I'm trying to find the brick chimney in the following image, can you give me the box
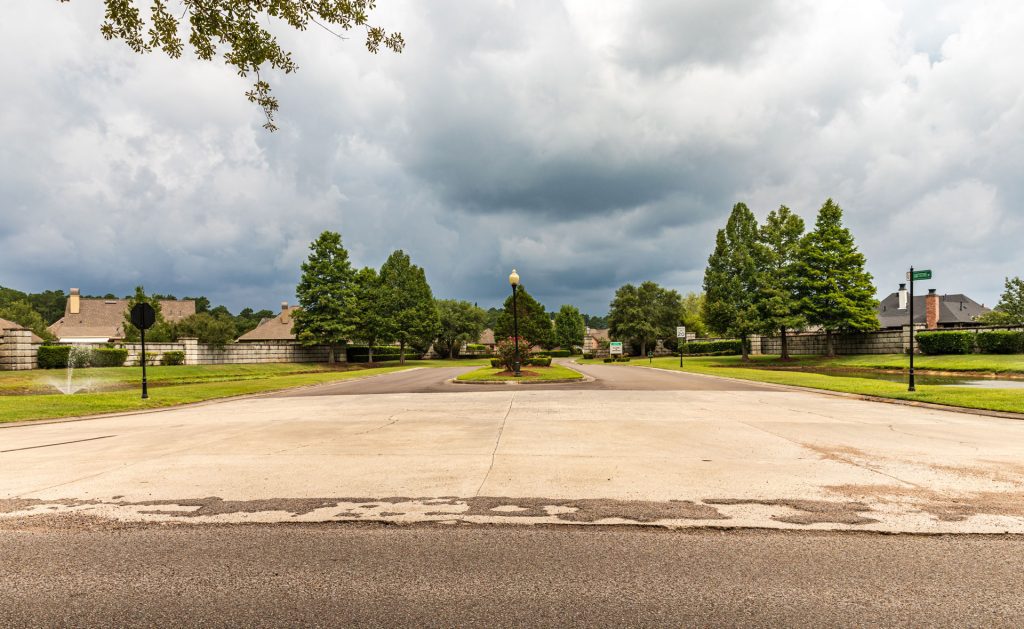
[69,288,80,315]
[925,289,939,329]
[280,301,290,324]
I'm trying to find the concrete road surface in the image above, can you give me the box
[1,523,1022,627]
[3,363,1024,532]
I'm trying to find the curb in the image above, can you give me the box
[449,363,591,386]
[0,367,424,430]
[636,365,1024,421]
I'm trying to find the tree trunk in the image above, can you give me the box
[825,330,835,358]
[741,333,749,361]
[448,342,455,360]
[780,327,790,361]
[368,345,374,364]
[400,340,406,365]
[328,346,335,364]
[640,341,647,357]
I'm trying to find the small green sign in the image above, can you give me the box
[911,269,932,281]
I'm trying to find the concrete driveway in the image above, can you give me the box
[2,363,1023,533]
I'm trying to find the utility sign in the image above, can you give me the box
[609,342,623,355]
[907,269,932,281]
[676,326,686,338]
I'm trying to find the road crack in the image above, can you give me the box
[475,393,516,497]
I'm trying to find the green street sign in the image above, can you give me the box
[910,269,932,281]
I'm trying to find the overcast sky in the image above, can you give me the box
[2,1,1021,314]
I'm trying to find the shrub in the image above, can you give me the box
[615,356,631,362]
[529,357,552,367]
[976,331,1024,354]
[916,331,975,355]
[490,358,503,368]
[465,343,487,353]
[161,351,186,366]
[345,346,404,363]
[603,357,616,363]
[38,345,71,369]
[90,348,128,367]
[680,340,742,355]
[545,349,572,358]
[582,353,594,360]
[137,351,157,366]
[495,337,528,372]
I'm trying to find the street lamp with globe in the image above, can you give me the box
[509,269,521,377]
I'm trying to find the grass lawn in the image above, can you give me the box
[0,359,489,424]
[456,364,584,382]
[584,356,1024,415]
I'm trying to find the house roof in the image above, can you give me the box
[48,298,196,340]
[585,328,610,341]
[237,307,300,341]
[478,329,496,345]
[877,292,990,328]
[0,317,44,343]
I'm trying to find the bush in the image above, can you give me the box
[582,353,594,360]
[495,337,528,372]
[916,331,976,355]
[615,356,631,362]
[90,348,128,367]
[137,351,157,366]
[346,346,404,363]
[161,351,186,366]
[976,331,1024,354]
[490,358,503,368]
[680,340,742,355]
[603,357,616,363]
[529,357,552,367]
[465,343,487,353]
[38,345,71,369]
[545,349,572,358]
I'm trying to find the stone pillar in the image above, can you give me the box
[180,337,199,365]
[1,328,36,371]
[925,289,940,330]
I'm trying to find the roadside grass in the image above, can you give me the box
[613,356,1024,415]
[0,359,489,423]
[456,364,584,382]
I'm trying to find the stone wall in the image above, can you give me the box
[0,328,38,370]
[758,328,908,355]
[59,339,338,366]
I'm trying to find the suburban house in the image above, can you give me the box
[877,285,990,330]
[583,328,610,353]
[475,328,496,351]
[0,317,44,344]
[47,288,196,343]
[237,302,299,342]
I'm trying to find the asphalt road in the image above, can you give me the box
[273,360,772,396]
[1,522,1022,627]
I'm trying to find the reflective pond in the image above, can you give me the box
[763,367,1024,389]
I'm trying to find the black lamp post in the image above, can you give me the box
[509,269,521,377]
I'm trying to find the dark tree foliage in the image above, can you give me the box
[293,230,357,362]
[494,286,552,348]
[608,281,681,356]
[434,299,486,359]
[756,205,806,360]
[702,202,760,360]
[67,0,404,130]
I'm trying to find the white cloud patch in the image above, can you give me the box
[1,0,1023,313]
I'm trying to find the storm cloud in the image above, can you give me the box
[1,0,1021,313]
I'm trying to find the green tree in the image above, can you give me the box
[379,250,441,364]
[582,313,609,329]
[27,290,68,325]
[756,205,806,359]
[293,231,357,363]
[172,312,237,349]
[122,286,175,342]
[702,202,761,360]
[494,286,552,348]
[184,296,212,314]
[349,267,390,362]
[794,199,878,357]
[978,277,1024,325]
[608,281,681,356]
[434,299,486,359]
[77,0,404,130]
[679,292,707,339]
[554,305,585,352]
[0,299,54,341]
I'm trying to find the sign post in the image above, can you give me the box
[905,268,932,392]
[609,341,623,358]
[676,326,686,368]
[130,302,156,399]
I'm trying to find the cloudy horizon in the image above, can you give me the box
[2,0,1021,315]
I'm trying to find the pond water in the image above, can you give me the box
[766,367,1024,389]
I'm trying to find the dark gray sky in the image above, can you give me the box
[2,1,1021,314]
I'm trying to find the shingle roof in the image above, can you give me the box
[48,298,196,340]
[585,328,610,341]
[877,292,990,328]
[478,329,496,345]
[0,317,44,343]
[237,307,299,341]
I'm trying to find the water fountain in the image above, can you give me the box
[45,346,95,394]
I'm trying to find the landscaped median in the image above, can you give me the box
[455,363,584,383]
[578,354,1024,415]
[0,359,490,424]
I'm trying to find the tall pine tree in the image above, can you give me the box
[756,205,806,360]
[494,286,551,348]
[794,199,878,357]
[350,267,390,363]
[293,231,356,363]
[553,304,585,351]
[702,203,761,360]
[379,250,441,364]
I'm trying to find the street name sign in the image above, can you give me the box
[676,326,686,338]
[907,269,932,281]
[609,342,623,355]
